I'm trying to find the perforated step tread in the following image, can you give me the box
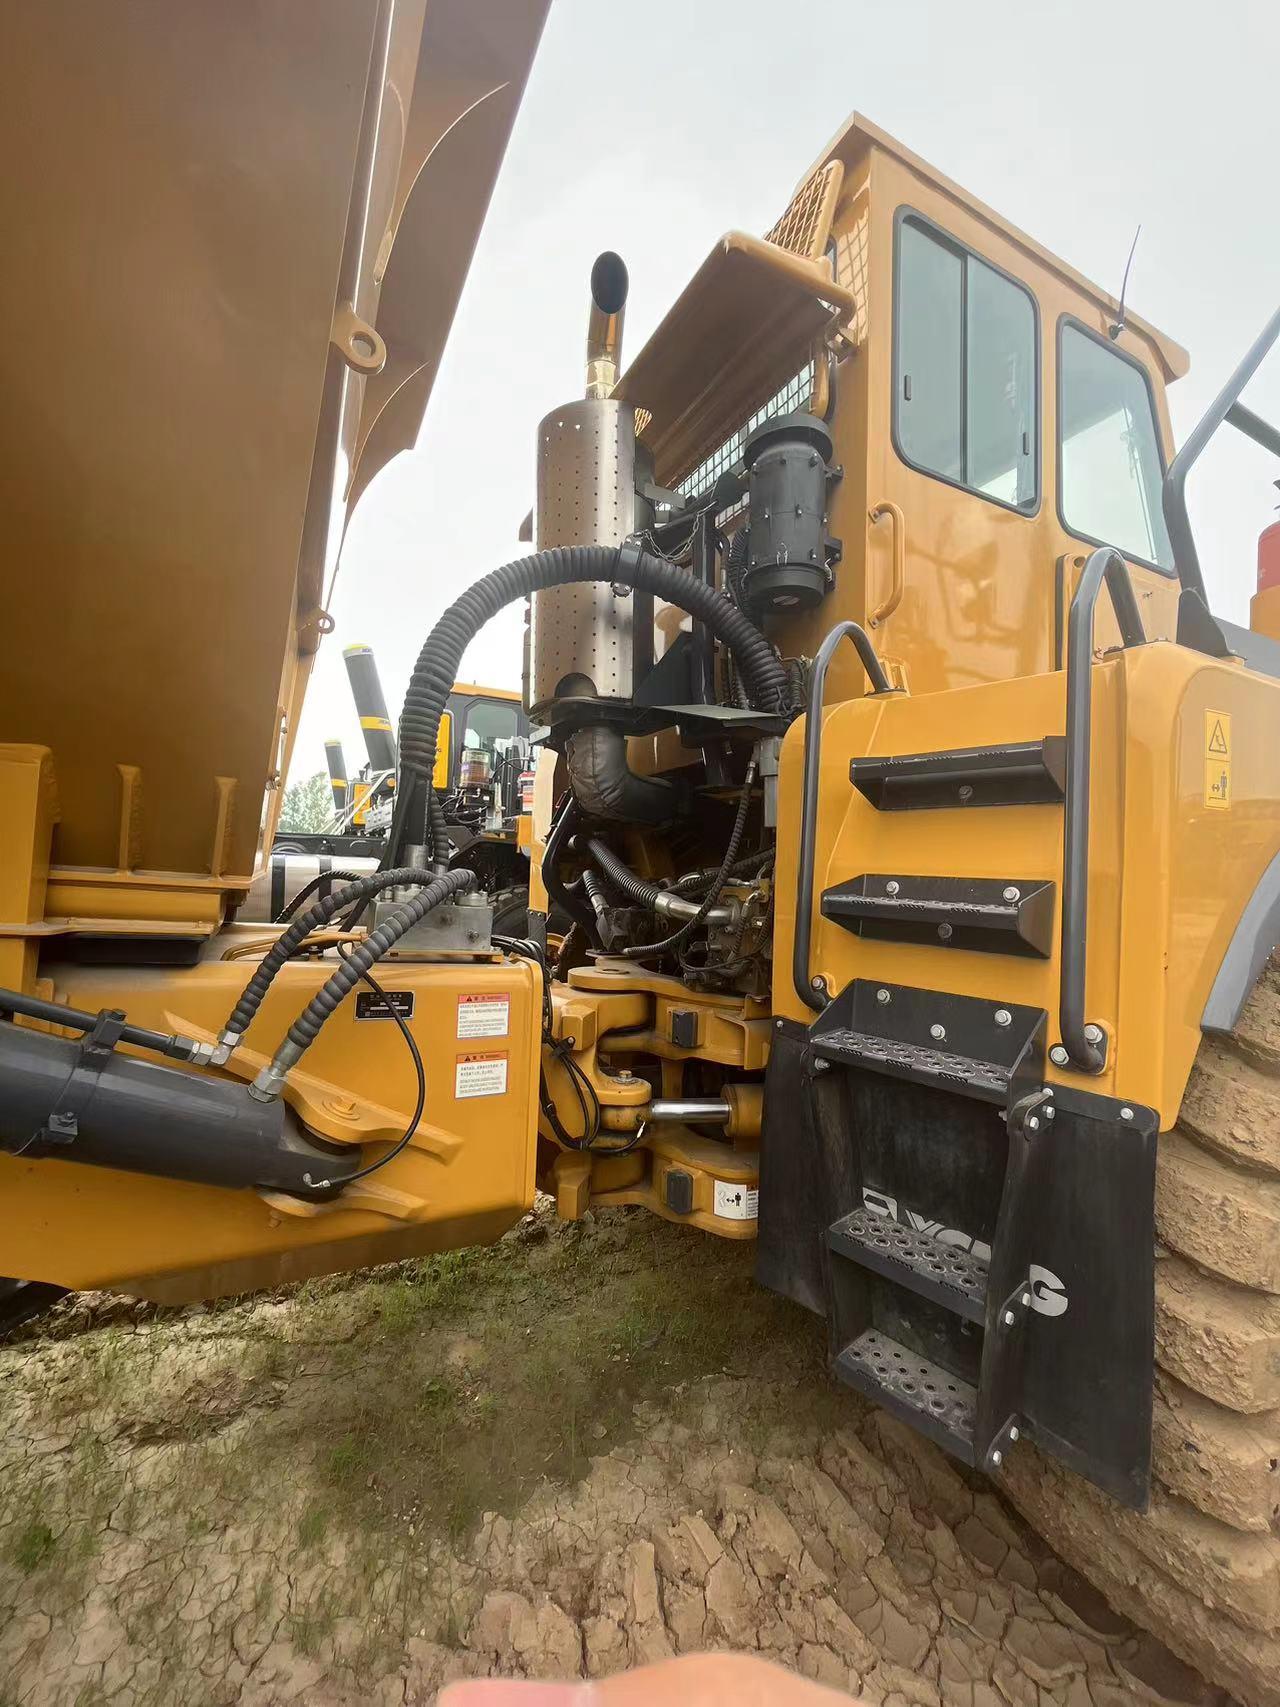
[812,1026,1010,1101]
[833,1328,977,1461]
[828,1208,989,1322]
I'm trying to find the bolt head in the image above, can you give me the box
[776,1019,785,1030]
[1120,1106,1134,1121]
[958,784,974,801]
[1044,1104,1056,1120]
[1027,1116,1040,1131]
[1009,1425,1020,1442]
[930,1023,946,1042]
[811,976,827,995]
[937,923,953,941]
[1003,1309,1016,1326]
[1021,1291,1031,1307]
[885,880,900,896]
[1084,1023,1104,1046]
[991,1450,1003,1467]
[994,1009,1012,1027]
[876,988,891,1005]
[1002,886,1021,903]
[1049,1045,1070,1068]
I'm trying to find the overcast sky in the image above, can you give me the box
[292,0,1279,785]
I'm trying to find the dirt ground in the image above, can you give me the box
[0,1208,1233,1707]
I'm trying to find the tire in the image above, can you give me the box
[489,887,531,937]
[0,1278,68,1340]
[1001,955,1280,1707]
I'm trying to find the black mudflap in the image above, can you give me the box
[756,997,1157,1509]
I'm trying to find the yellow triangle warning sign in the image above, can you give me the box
[1208,718,1229,756]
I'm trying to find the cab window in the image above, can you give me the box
[1058,321,1173,570]
[462,698,520,755]
[894,213,1038,512]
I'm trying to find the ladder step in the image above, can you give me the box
[828,1208,988,1322]
[809,981,1046,1106]
[833,1328,976,1462]
[812,1026,1011,1101]
[821,875,1054,958]
[850,738,1065,811]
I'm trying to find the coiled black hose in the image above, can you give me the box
[390,543,791,865]
[275,869,371,924]
[225,867,439,1040]
[279,869,475,1061]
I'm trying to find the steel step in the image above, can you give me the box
[833,1328,977,1461]
[828,1208,988,1323]
[850,738,1066,812]
[821,875,1055,958]
[812,1026,1012,1101]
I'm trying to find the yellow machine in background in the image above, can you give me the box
[4,9,1280,1698]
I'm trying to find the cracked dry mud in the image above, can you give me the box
[0,1211,1240,1707]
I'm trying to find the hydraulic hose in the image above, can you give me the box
[391,543,792,865]
[224,866,441,1050]
[251,869,475,1098]
[584,839,662,910]
[275,869,372,924]
[615,756,758,962]
[670,848,774,894]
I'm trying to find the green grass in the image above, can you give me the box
[13,1520,56,1573]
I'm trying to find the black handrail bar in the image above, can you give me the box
[1163,305,1280,600]
[1059,548,1147,1071]
[794,623,898,1012]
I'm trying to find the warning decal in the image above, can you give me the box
[455,1051,508,1099]
[457,992,510,1039]
[713,1179,759,1222]
[1204,709,1232,811]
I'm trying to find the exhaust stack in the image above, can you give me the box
[323,739,348,813]
[585,251,628,399]
[342,644,397,775]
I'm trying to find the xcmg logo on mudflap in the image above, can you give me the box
[861,1187,1069,1317]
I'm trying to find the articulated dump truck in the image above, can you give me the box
[3,7,1280,1698]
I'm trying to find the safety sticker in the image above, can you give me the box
[713,1179,759,1221]
[455,1051,508,1099]
[1204,709,1232,811]
[457,992,510,1039]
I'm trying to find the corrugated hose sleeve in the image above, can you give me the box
[389,544,791,867]
[282,869,475,1056]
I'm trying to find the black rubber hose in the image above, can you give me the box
[281,869,475,1058]
[275,869,372,925]
[390,544,791,865]
[615,758,757,962]
[584,839,663,909]
[226,867,439,1039]
[669,848,774,894]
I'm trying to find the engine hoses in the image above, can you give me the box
[613,756,758,962]
[249,868,475,1100]
[389,542,792,866]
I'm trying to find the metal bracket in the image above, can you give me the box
[330,302,386,376]
[982,1412,1024,1473]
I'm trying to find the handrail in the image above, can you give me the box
[1059,548,1147,1071]
[794,622,898,1011]
[868,501,905,628]
[1163,305,1280,600]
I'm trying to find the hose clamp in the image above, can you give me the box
[613,539,644,593]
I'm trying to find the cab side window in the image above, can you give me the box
[895,214,1038,512]
[1058,321,1173,570]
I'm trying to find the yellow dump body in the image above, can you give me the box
[0,0,546,916]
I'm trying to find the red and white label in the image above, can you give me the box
[455,1051,508,1099]
[457,992,510,1039]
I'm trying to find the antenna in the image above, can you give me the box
[1108,224,1142,341]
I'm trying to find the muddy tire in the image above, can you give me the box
[1002,956,1280,1706]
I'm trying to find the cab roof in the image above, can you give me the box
[806,112,1189,383]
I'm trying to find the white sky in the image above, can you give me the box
[292,0,1280,785]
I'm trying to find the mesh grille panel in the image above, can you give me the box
[765,160,844,261]
[677,363,814,505]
